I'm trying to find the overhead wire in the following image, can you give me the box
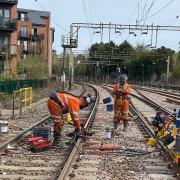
[82,0,93,47]
[147,0,176,19]
[124,0,144,41]
[144,0,177,48]
[88,0,95,44]
[150,14,180,48]
[133,0,157,45]
[34,0,68,33]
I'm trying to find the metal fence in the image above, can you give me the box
[0,79,48,94]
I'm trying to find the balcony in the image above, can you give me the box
[0,19,17,32]
[19,32,30,39]
[0,44,17,57]
[30,34,44,41]
[0,45,8,56]
[0,0,18,5]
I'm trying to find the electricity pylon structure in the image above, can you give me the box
[63,22,180,87]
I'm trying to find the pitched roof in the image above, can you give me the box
[17,8,50,26]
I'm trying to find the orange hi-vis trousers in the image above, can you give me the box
[47,93,81,134]
[113,98,129,123]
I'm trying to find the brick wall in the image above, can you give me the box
[10,4,17,72]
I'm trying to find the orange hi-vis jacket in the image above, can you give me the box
[113,83,132,122]
[48,93,81,129]
[113,83,132,100]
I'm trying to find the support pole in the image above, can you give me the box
[62,47,66,91]
[166,56,170,85]
[69,26,74,90]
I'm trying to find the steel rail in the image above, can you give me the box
[104,84,172,115]
[135,86,180,101]
[101,85,175,156]
[57,84,99,180]
[0,83,86,152]
[132,89,172,115]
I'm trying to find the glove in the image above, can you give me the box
[74,128,81,135]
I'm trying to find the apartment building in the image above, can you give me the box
[0,0,17,74]
[17,8,55,75]
[0,1,55,76]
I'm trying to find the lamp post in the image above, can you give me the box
[166,56,170,85]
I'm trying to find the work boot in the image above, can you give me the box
[67,128,80,137]
[113,122,118,130]
[123,121,129,132]
[68,128,81,145]
[53,133,61,146]
[53,129,62,146]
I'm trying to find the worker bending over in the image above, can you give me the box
[113,74,132,131]
[47,91,92,144]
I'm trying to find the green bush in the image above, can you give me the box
[17,55,48,79]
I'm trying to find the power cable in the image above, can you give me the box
[142,0,158,25]
[124,0,144,40]
[88,0,94,23]
[147,0,176,19]
[34,0,68,33]
[150,15,180,47]
[134,0,158,45]
[82,0,93,47]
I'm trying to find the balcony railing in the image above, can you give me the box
[0,19,17,31]
[0,0,18,5]
[0,44,17,56]
[19,32,30,39]
[0,45,8,55]
[31,34,44,41]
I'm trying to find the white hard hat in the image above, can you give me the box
[86,97,91,104]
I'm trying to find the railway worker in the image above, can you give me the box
[113,74,132,131]
[47,92,93,144]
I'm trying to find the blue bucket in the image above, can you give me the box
[106,104,113,112]
[33,127,51,140]
[103,97,112,104]
[175,120,180,128]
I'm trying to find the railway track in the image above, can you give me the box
[0,83,85,151]
[58,85,179,180]
[135,86,180,105]
[0,84,96,180]
[0,83,179,180]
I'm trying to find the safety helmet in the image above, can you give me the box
[83,94,93,104]
[119,74,128,82]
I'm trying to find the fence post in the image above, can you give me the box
[19,89,23,116]
[12,91,15,118]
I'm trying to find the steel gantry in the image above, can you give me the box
[63,22,180,88]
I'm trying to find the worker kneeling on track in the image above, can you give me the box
[47,91,93,145]
[113,74,132,131]
[149,109,176,146]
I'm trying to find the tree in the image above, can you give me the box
[17,55,48,79]
[118,40,134,52]
[172,52,180,78]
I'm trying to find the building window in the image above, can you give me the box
[21,26,27,36]
[18,12,21,20]
[17,40,20,46]
[0,9,10,22]
[23,41,28,51]
[0,36,8,51]
[21,13,27,21]
[32,28,37,36]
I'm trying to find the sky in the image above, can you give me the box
[18,0,180,53]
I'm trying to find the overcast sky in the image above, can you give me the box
[18,0,180,53]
